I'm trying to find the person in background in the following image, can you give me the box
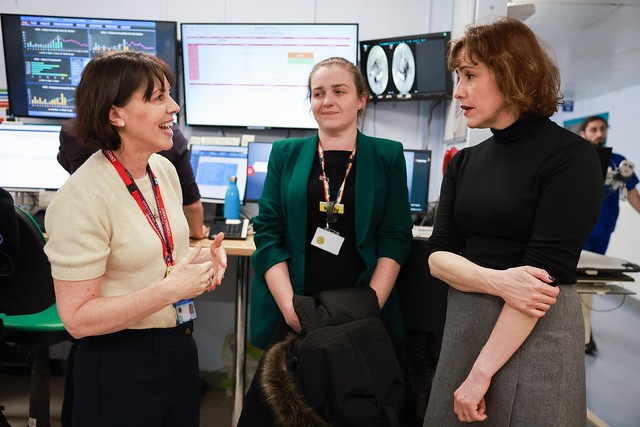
[58,118,207,239]
[578,115,640,354]
[44,51,227,427]
[238,57,413,425]
[424,18,602,425]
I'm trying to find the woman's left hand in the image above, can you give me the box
[207,232,227,291]
[453,371,490,423]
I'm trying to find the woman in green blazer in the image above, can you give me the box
[239,57,413,425]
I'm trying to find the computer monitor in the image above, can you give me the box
[245,142,431,214]
[189,144,248,204]
[360,32,452,102]
[246,141,273,202]
[403,149,431,214]
[180,23,359,129]
[0,124,69,191]
[0,13,178,119]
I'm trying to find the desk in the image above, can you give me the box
[191,236,255,427]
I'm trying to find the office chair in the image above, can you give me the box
[0,206,70,427]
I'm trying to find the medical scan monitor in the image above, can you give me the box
[180,23,358,129]
[360,32,452,102]
[1,13,178,119]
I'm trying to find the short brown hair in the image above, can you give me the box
[307,57,368,120]
[448,17,562,118]
[74,51,175,150]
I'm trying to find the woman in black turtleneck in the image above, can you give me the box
[424,18,603,426]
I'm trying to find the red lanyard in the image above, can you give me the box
[103,150,175,267]
[317,142,356,204]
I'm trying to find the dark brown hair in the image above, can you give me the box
[448,17,562,117]
[74,51,175,150]
[307,57,368,119]
[579,115,608,133]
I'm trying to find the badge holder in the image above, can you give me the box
[311,201,345,255]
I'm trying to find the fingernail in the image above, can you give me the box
[549,276,556,281]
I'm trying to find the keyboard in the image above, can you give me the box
[209,218,249,240]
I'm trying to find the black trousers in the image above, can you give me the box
[73,322,200,427]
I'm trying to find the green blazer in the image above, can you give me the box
[250,132,413,349]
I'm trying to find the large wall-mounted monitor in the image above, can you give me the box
[0,13,178,119]
[180,23,359,129]
[189,144,248,204]
[360,32,452,102]
[0,124,69,191]
[403,149,431,214]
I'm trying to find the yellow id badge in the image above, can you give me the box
[319,201,344,214]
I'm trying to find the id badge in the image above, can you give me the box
[174,299,197,324]
[311,227,344,255]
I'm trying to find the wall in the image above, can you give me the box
[553,83,640,302]
[0,0,457,371]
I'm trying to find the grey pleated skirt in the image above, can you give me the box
[424,285,586,427]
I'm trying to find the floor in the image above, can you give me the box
[1,293,638,427]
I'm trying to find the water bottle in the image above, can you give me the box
[224,176,240,219]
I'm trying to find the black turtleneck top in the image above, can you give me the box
[429,116,603,284]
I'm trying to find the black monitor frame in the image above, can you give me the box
[360,31,452,102]
[403,148,431,214]
[0,13,178,119]
[179,22,359,129]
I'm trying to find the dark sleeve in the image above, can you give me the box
[0,188,18,277]
[58,119,97,174]
[252,140,292,277]
[428,150,465,256]
[375,142,413,264]
[522,140,604,282]
[160,126,201,206]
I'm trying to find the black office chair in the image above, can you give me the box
[0,205,71,427]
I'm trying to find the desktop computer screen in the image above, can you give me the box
[403,149,431,214]
[246,141,273,202]
[245,142,431,214]
[0,124,69,191]
[189,144,248,204]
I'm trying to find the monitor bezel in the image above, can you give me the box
[403,148,432,214]
[179,22,359,130]
[0,13,179,120]
[359,31,453,102]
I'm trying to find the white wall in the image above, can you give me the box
[553,83,640,301]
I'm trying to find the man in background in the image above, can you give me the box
[579,115,640,354]
[58,119,207,239]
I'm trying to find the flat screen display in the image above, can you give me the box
[244,141,431,213]
[360,32,452,102]
[246,141,273,202]
[0,124,69,191]
[403,149,431,213]
[180,23,358,129]
[189,144,248,204]
[1,13,178,119]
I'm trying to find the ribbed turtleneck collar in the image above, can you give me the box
[491,116,549,143]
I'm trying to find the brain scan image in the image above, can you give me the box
[392,43,415,94]
[366,45,389,96]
